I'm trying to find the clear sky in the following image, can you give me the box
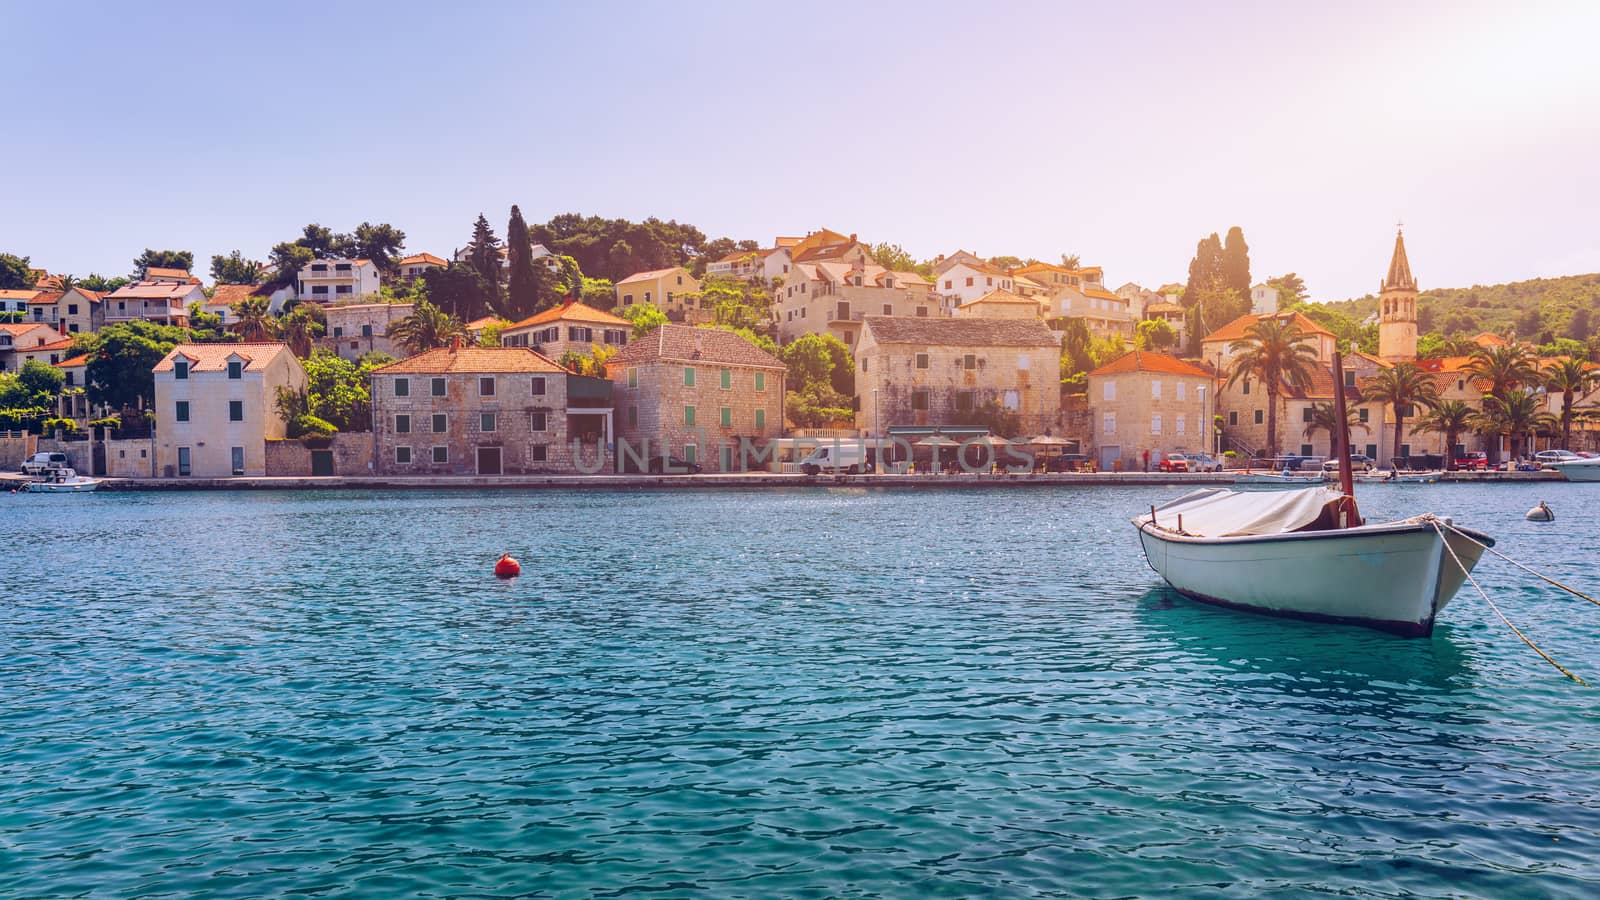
[4,0,1598,300]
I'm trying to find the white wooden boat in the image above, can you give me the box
[1135,486,1492,636]
[1544,458,1600,482]
[1233,471,1326,485]
[1354,470,1443,484]
[23,468,103,493]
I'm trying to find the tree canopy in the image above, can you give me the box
[132,249,193,278]
[0,252,33,289]
[210,250,263,285]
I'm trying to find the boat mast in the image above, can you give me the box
[1331,351,1359,524]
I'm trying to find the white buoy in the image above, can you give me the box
[1526,500,1554,522]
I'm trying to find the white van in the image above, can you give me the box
[21,452,69,476]
[798,442,874,475]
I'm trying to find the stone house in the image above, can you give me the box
[321,303,414,360]
[853,316,1061,438]
[370,343,613,475]
[394,252,449,282]
[775,260,938,347]
[152,342,305,477]
[0,322,66,373]
[607,324,786,472]
[953,288,1044,320]
[500,300,632,361]
[26,287,105,335]
[615,267,705,324]
[1085,351,1216,471]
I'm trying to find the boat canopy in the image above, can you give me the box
[1137,487,1345,537]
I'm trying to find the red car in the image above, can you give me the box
[1158,454,1190,472]
[1454,451,1488,470]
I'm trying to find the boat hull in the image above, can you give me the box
[1547,459,1600,482]
[1136,520,1490,636]
[24,480,101,493]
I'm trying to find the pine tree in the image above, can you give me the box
[1222,226,1251,298]
[467,214,503,287]
[506,205,538,320]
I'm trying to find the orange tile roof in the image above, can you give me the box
[1088,351,1214,379]
[1082,287,1123,301]
[109,281,204,299]
[616,267,689,285]
[1472,332,1508,348]
[54,354,90,368]
[1201,311,1334,344]
[960,288,1040,308]
[397,253,448,267]
[28,291,64,305]
[465,316,507,331]
[373,346,568,375]
[146,266,193,279]
[0,288,42,301]
[506,300,631,331]
[206,284,263,307]
[715,249,761,263]
[27,338,76,353]
[1348,350,1393,368]
[0,322,56,337]
[608,324,785,370]
[154,342,295,373]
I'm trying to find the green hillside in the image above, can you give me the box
[1319,272,1600,349]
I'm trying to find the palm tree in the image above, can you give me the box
[1465,344,1538,399]
[279,306,326,358]
[232,296,276,342]
[1474,388,1557,461]
[1413,400,1476,468]
[1544,357,1597,450]
[1302,400,1369,453]
[389,300,464,356]
[1362,362,1440,465]
[1060,253,1082,270]
[54,273,77,293]
[1225,316,1321,459]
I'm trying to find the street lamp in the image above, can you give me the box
[872,387,880,474]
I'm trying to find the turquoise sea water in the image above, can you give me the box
[3,483,1599,897]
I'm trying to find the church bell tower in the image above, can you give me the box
[1378,227,1418,363]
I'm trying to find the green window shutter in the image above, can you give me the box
[684,367,695,386]
[628,369,637,388]
[685,406,695,426]
[720,369,731,389]
[755,372,765,391]
[720,407,731,427]
[755,408,765,430]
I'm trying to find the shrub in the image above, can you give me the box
[42,417,78,434]
[288,414,337,441]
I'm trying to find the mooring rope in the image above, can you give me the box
[1433,520,1600,610]
[1426,517,1589,686]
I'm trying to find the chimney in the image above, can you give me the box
[450,334,463,352]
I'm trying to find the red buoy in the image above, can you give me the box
[494,553,522,579]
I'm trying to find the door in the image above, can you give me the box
[231,446,245,475]
[91,442,106,476]
[310,450,334,476]
[477,447,502,475]
[177,446,191,476]
[1099,445,1121,471]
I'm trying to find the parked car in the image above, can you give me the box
[1186,453,1224,473]
[1158,453,1189,472]
[1454,451,1488,470]
[21,452,69,476]
[1535,450,1581,467]
[621,455,703,475]
[798,443,874,475]
[1321,454,1376,473]
[1254,455,1315,471]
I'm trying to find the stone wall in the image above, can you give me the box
[0,433,33,470]
[104,438,156,477]
[612,361,784,472]
[265,432,375,476]
[855,342,1058,438]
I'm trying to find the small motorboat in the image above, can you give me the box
[23,468,103,493]
[1233,471,1326,485]
[1543,458,1600,482]
[1354,470,1442,484]
[1137,351,1493,636]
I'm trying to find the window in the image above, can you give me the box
[755,372,766,391]
[394,377,410,397]
[67,304,78,315]
[965,277,974,287]
[954,391,975,413]
[1365,444,1378,459]
[1344,370,1356,388]
[479,376,495,397]
[1400,443,1411,459]
[1151,380,1161,399]
[361,324,373,338]
[173,360,188,380]
[720,407,731,427]
[684,444,697,465]
[1104,381,1116,401]
[1104,412,1117,434]
[1359,408,1370,423]
[531,376,546,396]
[432,413,447,433]
[1176,382,1186,401]
[431,377,446,397]
[432,446,448,463]
[685,407,696,426]
[1242,380,1251,395]
[333,326,344,338]
[1303,407,1315,423]
[1151,414,1162,435]
[1003,390,1020,410]
[911,390,929,411]
[720,369,731,390]
[684,367,695,386]
[1229,411,1238,426]
[396,447,411,464]
[755,408,766,430]
[963,354,976,370]
[312,285,328,295]
[227,360,242,379]
[883,304,893,315]
[530,411,547,431]
[1176,414,1187,435]
[1399,403,1415,417]
[531,444,548,463]
[622,293,633,305]
[915,353,929,369]
[1017,354,1030,372]
[627,406,637,425]
[1254,410,1264,424]
[396,414,411,434]
[944,280,952,290]
[175,400,189,422]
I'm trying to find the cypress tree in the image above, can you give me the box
[1181,233,1224,307]
[506,205,538,320]
[1222,226,1251,298]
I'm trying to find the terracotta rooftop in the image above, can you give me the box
[616,267,689,285]
[1202,311,1334,344]
[154,342,295,373]
[465,316,507,331]
[0,289,42,301]
[1089,351,1214,379]
[0,322,57,336]
[862,315,1059,348]
[607,324,785,370]
[373,346,567,375]
[28,338,76,353]
[397,253,449,267]
[54,354,90,368]
[109,281,203,299]
[28,291,64,305]
[960,288,1041,308]
[145,266,196,280]
[206,284,267,307]
[507,300,631,331]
